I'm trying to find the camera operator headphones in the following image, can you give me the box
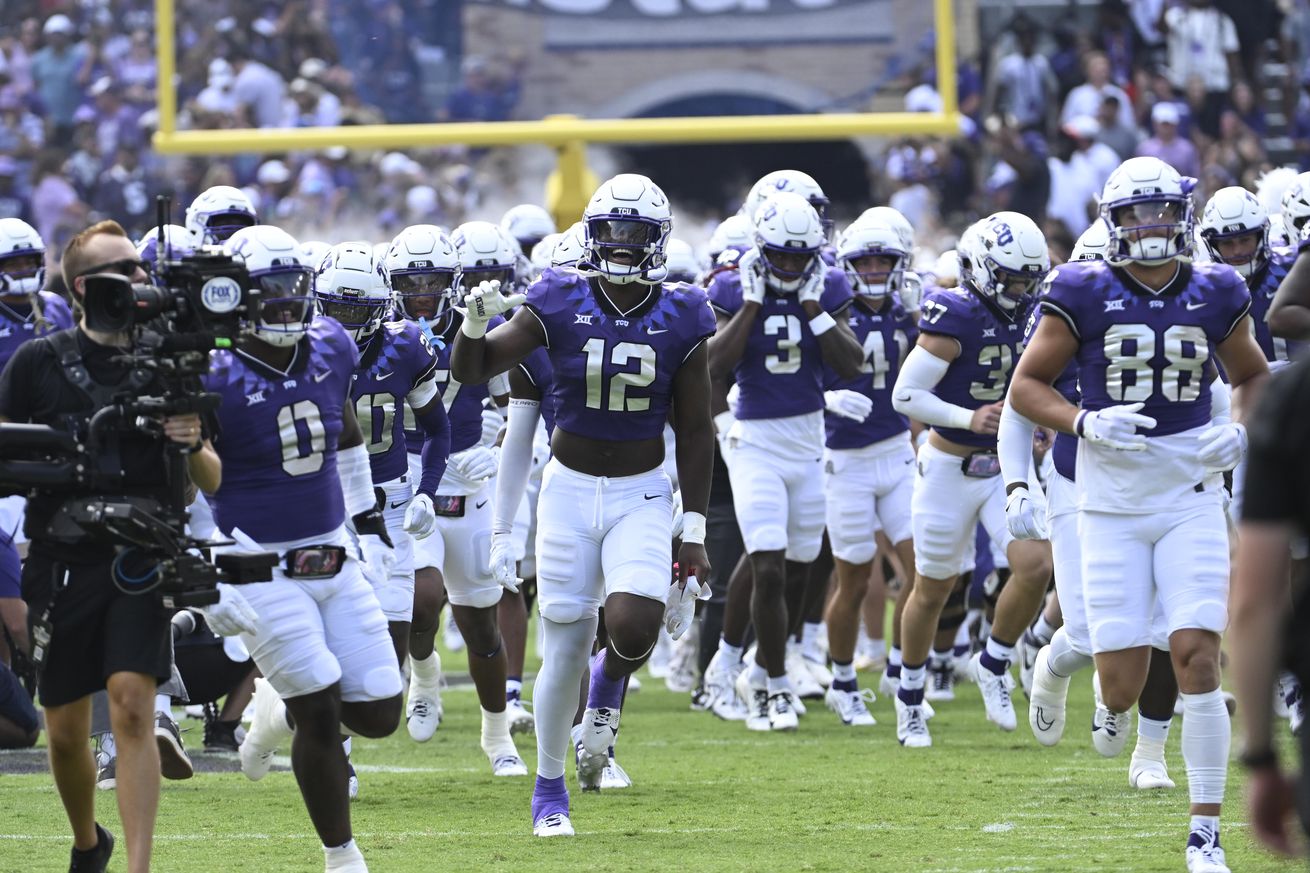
[44,329,155,409]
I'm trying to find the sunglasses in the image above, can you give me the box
[80,258,147,278]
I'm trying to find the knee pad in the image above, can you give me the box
[982,567,1011,610]
[744,524,788,555]
[362,664,403,700]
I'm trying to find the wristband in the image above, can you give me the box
[808,311,836,336]
[1074,410,1088,437]
[681,511,707,544]
[460,314,488,339]
[1005,481,1029,496]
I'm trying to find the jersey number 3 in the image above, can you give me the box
[583,337,657,412]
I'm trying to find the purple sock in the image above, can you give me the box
[979,650,1008,676]
[952,643,969,659]
[531,775,568,822]
[587,649,625,710]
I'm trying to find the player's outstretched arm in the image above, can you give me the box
[1008,316,1081,434]
[450,302,545,386]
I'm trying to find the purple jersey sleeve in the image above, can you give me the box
[403,313,502,454]
[918,286,1028,449]
[823,298,917,449]
[527,270,713,441]
[1250,247,1304,363]
[1042,261,1250,438]
[203,318,358,543]
[352,319,438,483]
[0,292,75,375]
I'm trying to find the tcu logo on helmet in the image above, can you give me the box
[992,222,1014,247]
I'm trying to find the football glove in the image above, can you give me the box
[457,279,525,337]
[403,493,437,540]
[488,530,521,594]
[357,534,396,588]
[899,270,923,312]
[663,575,707,641]
[824,389,874,422]
[481,406,505,447]
[797,267,826,304]
[736,248,767,305]
[1075,402,1157,452]
[1004,486,1049,541]
[1196,422,1246,473]
[449,445,499,482]
[199,584,258,637]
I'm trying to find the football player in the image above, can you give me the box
[821,212,919,726]
[889,213,1053,747]
[1010,157,1269,873]
[205,225,403,873]
[451,173,715,837]
[183,185,257,246]
[707,192,864,731]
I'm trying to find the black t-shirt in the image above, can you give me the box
[1243,359,1310,535]
[0,328,173,559]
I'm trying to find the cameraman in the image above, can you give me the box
[0,220,221,873]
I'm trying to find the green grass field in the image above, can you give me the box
[2,647,1304,873]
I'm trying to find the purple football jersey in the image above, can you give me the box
[709,266,854,421]
[1249,246,1303,363]
[203,317,358,542]
[917,285,1029,449]
[1023,294,1079,481]
[524,268,715,441]
[823,296,917,449]
[351,319,439,483]
[0,293,74,374]
[404,313,503,455]
[1042,261,1250,437]
[518,346,557,436]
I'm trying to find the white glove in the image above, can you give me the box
[797,267,825,304]
[671,489,685,540]
[449,445,499,482]
[1075,402,1157,452]
[899,270,923,312]
[481,406,505,447]
[488,530,521,594]
[663,575,707,641]
[458,279,525,333]
[358,534,397,588]
[1196,421,1246,473]
[736,248,766,305]
[403,493,436,540]
[824,389,874,422]
[1004,486,1049,541]
[200,583,258,637]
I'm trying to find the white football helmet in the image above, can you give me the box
[528,232,562,277]
[753,191,826,293]
[552,222,586,268]
[298,240,332,272]
[386,224,461,325]
[136,225,194,272]
[664,238,698,284]
[836,217,908,302]
[0,218,45,297]
[224,226,315,348]
[1255,166,1299,232]
[1199,186,1269,278]
[1280,171,1310,244]
[967,211,1049,318]
[577,174,672,286]
[452,220,519,293]
[315,241,392,341]
[741,169,831,234]
[855,206,916,253]
[1098,157,1194,266]
[185,185,257,245]
[707,214,753,264]
[500,203,557,253]
[1070,219,1112,262]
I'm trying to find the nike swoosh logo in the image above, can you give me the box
[1035,709,1054,731]
[646,328,668,335]
[389,501,407,510]
[1185,302,1207,311]
[475,500,488,509]
[313,370,331,383]
[643,493,661,500]
[376,371,395,381]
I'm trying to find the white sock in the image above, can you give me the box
[324,839,365,870]
[831,660,857,683]
[718,638,743,663]
[985,636,1015,666]
[866,638,887,659]
[953,620,971,648]
[1190,814,1220,835]
[154,694,171,715]
[1031,614,1058,646]
[1045,627,1093,678]
[341,736,352,757]
[801,622,822,657]
[888,647,903,670]
[748,661,768,688]
[766,675,793,696]
[410,652,440,685]
[1181,690,1230,806]
[481,707,515,756]
[1134,715,1171,760]
[900,663,926,691]
[532,615,599,780]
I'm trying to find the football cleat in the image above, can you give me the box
[571,724,605,791]
[802,653,833,689]
[767,691,800,732]
[786,648,826,700]
[925,657,956,702]
[533,813,575,838]
[1185,828,1229,873]
[491,753,529,778]
[1027,646,1070,746]
[1128,754,1175,790]
[703,649,748,718]
[825,686,876,727]
[600,751,632,789]
[507,696,535,735]
[580,706,620,758]
[95,748,116,791]
[155,711,194,781]
[1017,630,1042,698]
[735,668,770,732]
[406,656,444,743]
[970,653,1017,731]
[240,678,291,782]
[894,696,932,748]
[1091,672,1132,757]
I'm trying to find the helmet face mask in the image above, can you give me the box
[1099,157,1195,266]
[315,241,391,342]
[578,174,672,286]
[837,216,908,302]
[392,271,456,322]
[0,218,46,297]
[224,225,314,348]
